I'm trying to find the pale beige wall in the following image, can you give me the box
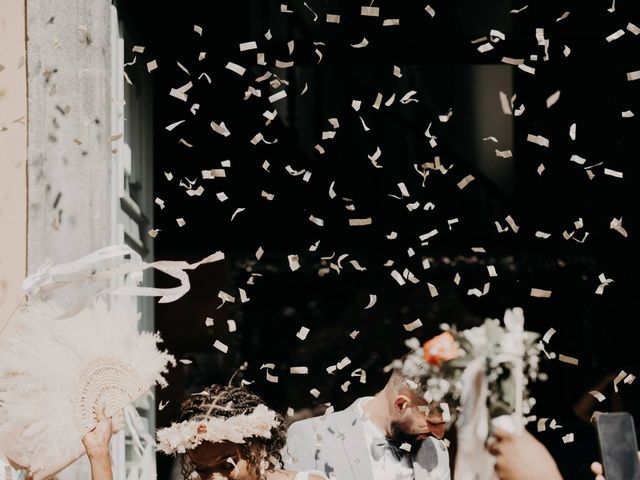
[0,0,27,334]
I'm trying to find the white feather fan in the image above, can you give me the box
[0,299,175,480]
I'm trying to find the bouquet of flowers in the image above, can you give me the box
[400,307,543,425]
[400,307,544,479]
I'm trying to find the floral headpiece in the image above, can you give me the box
[156,404,280,454]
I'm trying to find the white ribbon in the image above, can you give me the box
[22,244,225,304]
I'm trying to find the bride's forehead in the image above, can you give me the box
[189,441,239,462]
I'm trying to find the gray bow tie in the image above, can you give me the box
[370,438,407,462]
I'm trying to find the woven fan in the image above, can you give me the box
[0,299,175,480]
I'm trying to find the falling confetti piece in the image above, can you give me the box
[213,340,228,353]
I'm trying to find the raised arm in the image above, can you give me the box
[82,407,114,480]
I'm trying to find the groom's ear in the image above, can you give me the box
[393,395,411,413]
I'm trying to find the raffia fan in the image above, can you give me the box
[0,299,175,480]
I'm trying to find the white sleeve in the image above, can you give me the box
[283,420,319,472]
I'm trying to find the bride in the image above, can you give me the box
[83,384,327,480]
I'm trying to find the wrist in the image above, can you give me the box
[86,448,110,460]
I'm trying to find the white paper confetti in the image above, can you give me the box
[606,29,625,42]
[527,134,550,147]
[546,90,561,108]
[558,354,579,366]
[627,70,640,82]
[296,326,310,340]
[403,319,423,332]
[213,340,228,353]
[457,175,475,190]
[530,288,552,298]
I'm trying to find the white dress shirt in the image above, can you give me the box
[355,397,415,480]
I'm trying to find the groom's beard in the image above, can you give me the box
[388,420,426,451]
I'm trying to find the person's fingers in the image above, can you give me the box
[96,403,106,422]
[112,411,125,432]
[591,461,603,475]
[595,475,605,480]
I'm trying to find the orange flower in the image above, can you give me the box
[423,332,459,366]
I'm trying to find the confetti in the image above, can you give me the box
[269,90,287,103]
[501,57,523,66]
[205,317,214,327]
[527,134,549,147]
[213,340,228,353]
[556,11,570,22]
[239,41,257,51]
[146,60,158,72]
[542,328,556,343]
[530,288,552,298]
[210,122,231,137]
[351,37,369,48]
[148,229,160,238]
[403,319,423,332]
[383,19,400,27]
[518,64,536,75]
[290,366,309,374]
[326,14,341,23]
[595,273,613,295]
[310,389,320,398]
[287,255,300,272]
[510,5,529,13]
[609,217,628,237]
[391,270,406,286]
[427,283,439,297]
[495,149,512,158]
[569,123,577,140]
[425,5,436,17]
[227,320,237,333]
[296,327,310,340]
[400,91,419,104]
[225,62,246,76]
[562,434,574,444]
[613,370,627,392]
[546,90,561,108]
[627,70,640,82]
[558,354,579,366]
[365,294,377,309]
[477,43,494,53]
[604,168,623,178]
[193,25,203,36]
[628,23,640,35]
[457,175,475,190]
[176,218,186,227]
[349,218,372,226]
[231,207,246,221]
[155,197,165,209]
[361,6,380,16]
[165,120,185,131]
[499,91,512,115]
[606,29,625,42]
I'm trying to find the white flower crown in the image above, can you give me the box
[156,404,280,454]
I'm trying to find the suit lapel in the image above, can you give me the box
[331,400,374,480]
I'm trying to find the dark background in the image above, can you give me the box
[118,1,640,478]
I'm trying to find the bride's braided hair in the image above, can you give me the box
[177,384,287,480]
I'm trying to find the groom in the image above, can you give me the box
[284,368,451,480]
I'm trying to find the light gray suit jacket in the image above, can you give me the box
[283,398,451,480]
